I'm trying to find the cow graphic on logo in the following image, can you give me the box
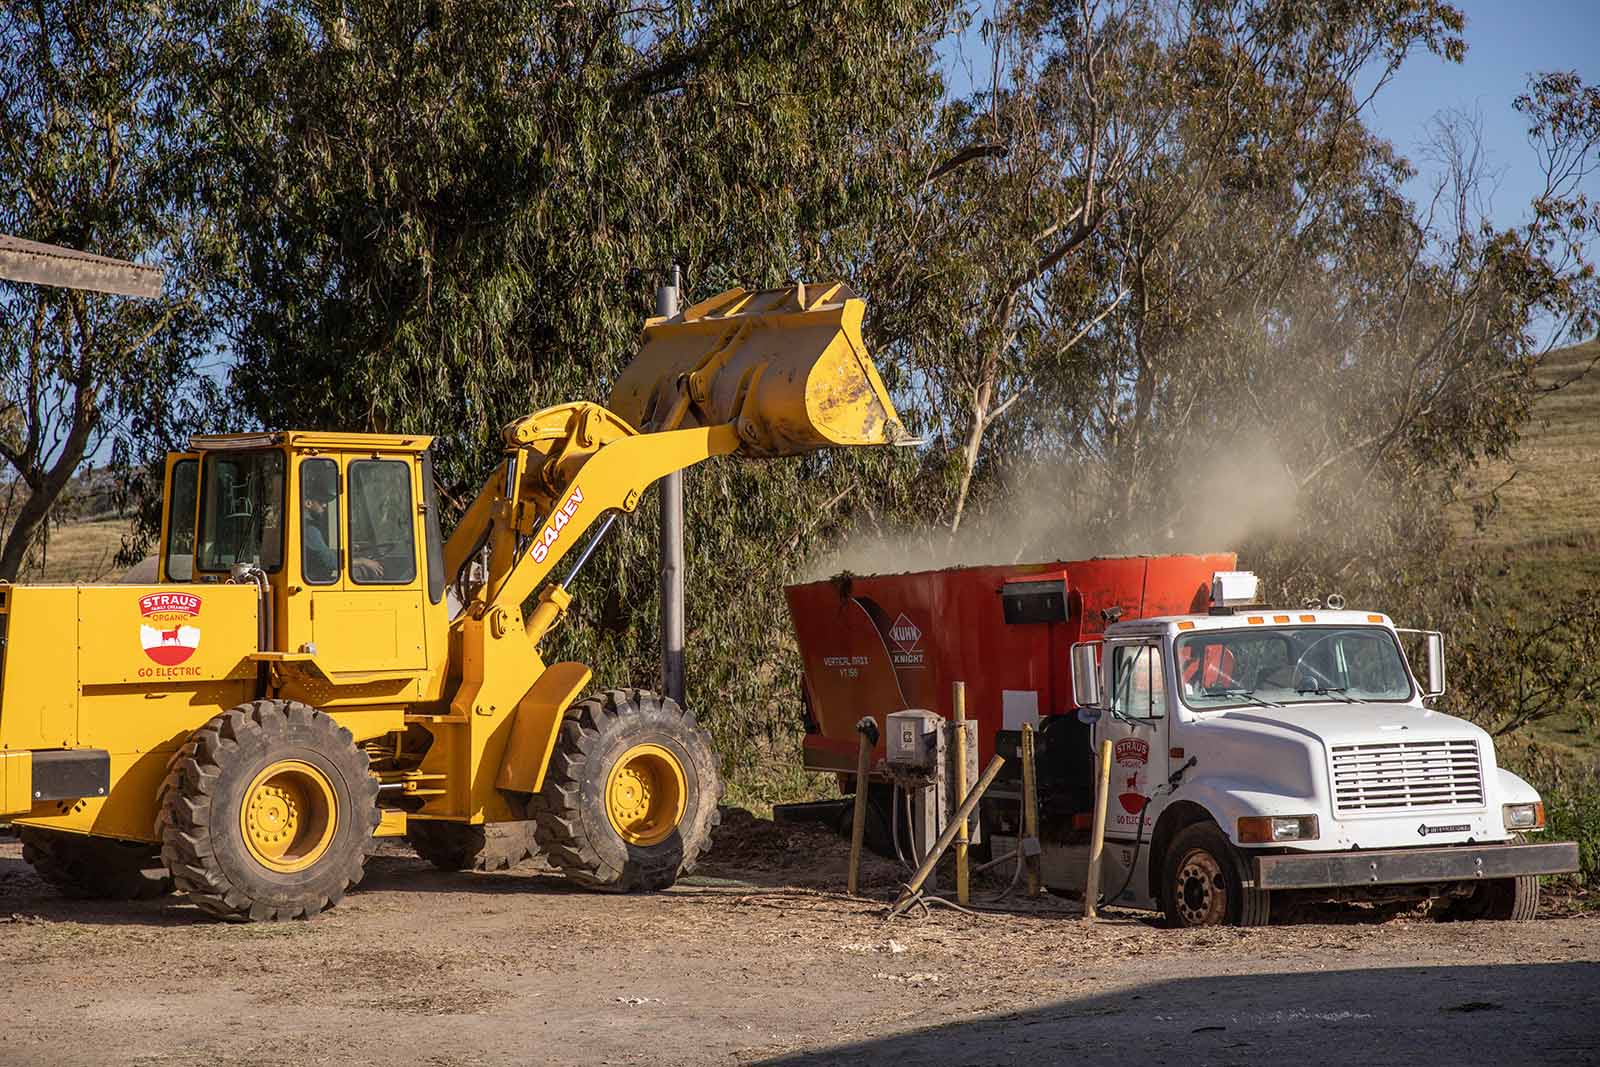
[140,592,202,666]
[1114,736,1150,815]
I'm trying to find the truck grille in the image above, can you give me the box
[1330,739,1483,813]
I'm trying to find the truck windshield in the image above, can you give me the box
[1175,626,1413,710]
[196,450,285,572]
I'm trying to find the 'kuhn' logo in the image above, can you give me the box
[140,592,202,666]
[889,614,922,651]
[530,487,583,564]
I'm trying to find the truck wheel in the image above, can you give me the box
[1160,822,1270,928]
[156,700,379,921]
[19,828,173,900]
[531,688,722,892]
[1444,875,1540,922]
[407,820,540,872]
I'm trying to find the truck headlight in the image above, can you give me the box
[1238,815,1319,844]
[1503,802,1545,830]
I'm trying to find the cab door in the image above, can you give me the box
[1096,640,1172,841]
[292,453,428,673]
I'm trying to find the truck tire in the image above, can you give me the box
[407,820,540,872]
[1160,822,1271,928]
[1444,875,1540,922]
[156,700,380,921]
[19,827,173,900]
[531,688,721,892]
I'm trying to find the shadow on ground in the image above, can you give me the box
[757,961,1600,1065]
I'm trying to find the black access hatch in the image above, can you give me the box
[1001,576,1069,624]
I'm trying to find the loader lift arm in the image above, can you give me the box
[430,281,903,822]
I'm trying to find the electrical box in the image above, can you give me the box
[886,709,941,771]
[883,709,981,873]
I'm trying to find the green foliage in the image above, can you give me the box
[0,0,226,578]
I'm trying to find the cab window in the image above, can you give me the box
[1112,644,1166,720]
[300,458,341,585]
[163,458,198,581]
[196,451,285,572]
[348,459,416,584]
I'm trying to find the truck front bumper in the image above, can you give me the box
[1252,840,1580,891]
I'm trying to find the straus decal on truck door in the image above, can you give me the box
[140,592,202,665]
[1114,736,1150,827]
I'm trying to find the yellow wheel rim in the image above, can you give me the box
[239,759,338,873]
[605,743,687,846]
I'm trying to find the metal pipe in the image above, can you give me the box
[1085,738,1114,920]
[1022,722,1041,897]
[561,513,617,589]
[657,264,686,706]
[847,717,879,896]
[953,681,970,905]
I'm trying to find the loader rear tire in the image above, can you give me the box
[19,828,173,900]
[156,700,379,921]
[532,688,722,892]
[407,820,540,872]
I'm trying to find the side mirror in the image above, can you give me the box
[1071,641,1102,709]
[1424,631,1446,698]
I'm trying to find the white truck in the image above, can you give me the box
[1060,571,1579,926]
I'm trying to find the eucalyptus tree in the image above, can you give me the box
[0,0,223,579]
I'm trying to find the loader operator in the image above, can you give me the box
[301,464,383,581]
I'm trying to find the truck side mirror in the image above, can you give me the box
[1424,631,1446,698]
[1071,641,1102,709]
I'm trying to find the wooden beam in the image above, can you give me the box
[0,234,163,299]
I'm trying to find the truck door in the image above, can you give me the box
[1098,640,1171,841]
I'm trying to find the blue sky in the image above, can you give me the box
[937,1,1598,247]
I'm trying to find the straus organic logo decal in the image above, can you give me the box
[140,592,202,666]
[1114,736,1150,816]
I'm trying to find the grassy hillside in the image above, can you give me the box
[22,517,136,582]
[1456,339,1600,551]
[1449,338,1600,772]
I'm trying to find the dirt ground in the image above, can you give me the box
[2,812,1597,1066]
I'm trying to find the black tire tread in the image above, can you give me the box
[407,820,539,872]
[531,688,722,892]
[19,827,173,901]
[1161,821,1271,928]
[155,699,379,921]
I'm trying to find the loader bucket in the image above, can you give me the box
[608,281,905,457]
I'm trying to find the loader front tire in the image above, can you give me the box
[19,828,173,901]
[407,819,540,872]
[532,688,721,892]
[156,700,379,921]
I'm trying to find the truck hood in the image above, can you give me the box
[1208,702,1489,748]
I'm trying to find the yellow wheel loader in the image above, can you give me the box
[0,282,901,920]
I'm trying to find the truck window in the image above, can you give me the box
[1178,626,1413,709]
[163,458,198,581]
[196,451,285,573]
[1112,644,1166,720]
[348,459,417,585]
[300,458,341,585]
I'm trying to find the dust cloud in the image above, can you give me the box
[799,432,1299,580]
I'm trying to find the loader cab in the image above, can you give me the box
[158,432,448,686]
